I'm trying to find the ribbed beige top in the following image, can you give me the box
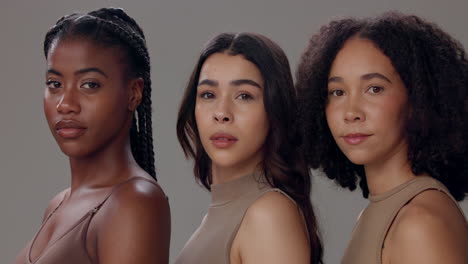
[175,173,285,264]
[342,176,465,264]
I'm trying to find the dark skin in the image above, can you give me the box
[14,38,170,263]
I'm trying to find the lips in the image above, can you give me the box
[209,132,238,148]
[55,120,87,139]
[341,133,372,145]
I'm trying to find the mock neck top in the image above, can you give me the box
[342,176,465,264]
[210,173,268,206]
[175,173,285,264]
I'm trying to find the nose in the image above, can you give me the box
[56,89,81,115]
[213,98,233,124]
[344,95,365,123]
[214,112,231,123]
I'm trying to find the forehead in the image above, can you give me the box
[200,53,264,86]
[330,37,398,76]
[47,37,128,73]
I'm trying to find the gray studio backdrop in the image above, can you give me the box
[1,0,467,263]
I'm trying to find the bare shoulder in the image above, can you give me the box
[388,189,468,264]
[245,191,304,225]
[42,188,69,221]
[96,177,171,263]
[233,191,310,264]
[109,177,168,207]
[403,189,466,230]
[102,177,170,226]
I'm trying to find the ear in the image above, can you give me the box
[128,77,144,111]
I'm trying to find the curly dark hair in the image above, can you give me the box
[177,32,323,263]
[44,7,156,179]
[296,11,468,200]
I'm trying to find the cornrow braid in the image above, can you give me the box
[43,7,156,179]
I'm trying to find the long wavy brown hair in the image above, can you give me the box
[177,32,323,264]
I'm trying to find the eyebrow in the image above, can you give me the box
[198,79,218,86]
[46,68,62,76]
[361,72,392,83]
[328,72,392,84]
[230,79,262,89]
[198,79,262,89]
[328,76,343,83]
[46,67,108,78]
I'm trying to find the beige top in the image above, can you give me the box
[23,177,156,264]
[175,173,292,264]
[342,176,466,264]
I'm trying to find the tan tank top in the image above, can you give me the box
[175,173,296,264]
[342,176,466,264]
[23,177,157,264]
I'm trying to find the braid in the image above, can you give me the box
[140,73,156,178]
[43,13,78,56]
[43,7,157,179]
[89,7,145,37]
[130,117,140,163]
[94,9,156,179]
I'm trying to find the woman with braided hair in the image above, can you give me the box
[14,7,170,264]
[296,11,468,264]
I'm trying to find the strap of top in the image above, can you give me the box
[43,192,68,223]
[26,177,158,264]
[91,176,157,214]
[80,177,159,262]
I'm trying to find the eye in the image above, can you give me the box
[46,80,61,90]
[367,86,384,94]
[236,93,253,100]
[368,86,383,93]
[328,89,345,97]
[199,91,214,99]
[81,81,101,89]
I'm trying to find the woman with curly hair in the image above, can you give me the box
[14,7,170,264]
[176,32,323,264]
[296,12,468,264]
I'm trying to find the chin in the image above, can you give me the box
[342,151,372,166]
[210,158,241,169]
[60,150,89,159]
[58,144,93,159]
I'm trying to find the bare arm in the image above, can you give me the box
[96,180,171,264]
[232,191,310,264]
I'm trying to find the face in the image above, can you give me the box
[195,52,269,173]
[44,38,141,158]
[325,37,409,167]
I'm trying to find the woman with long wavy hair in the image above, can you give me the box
[176,32,323,264]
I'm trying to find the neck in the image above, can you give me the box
[211,161,260,185]
[364,143,416,196]
[68,138,140,192]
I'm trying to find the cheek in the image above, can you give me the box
[325,104,341,136]
[92,92,128,121]
[240,105,269,138]
[194,104,207,132]
[377,95,408,132]
[43,94,57,127]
